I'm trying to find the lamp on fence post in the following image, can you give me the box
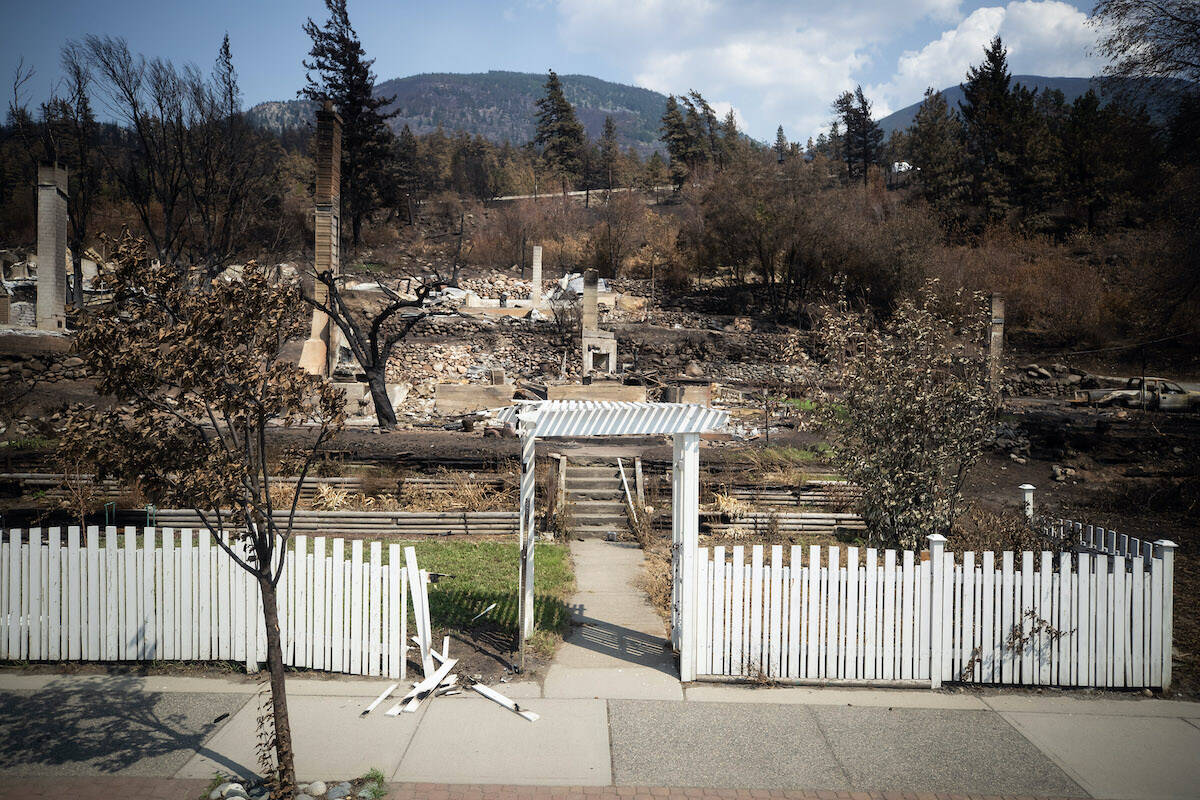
[1019,484,1035,520]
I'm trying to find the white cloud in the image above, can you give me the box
[873,1,1102,118]
[549,0,1102,142]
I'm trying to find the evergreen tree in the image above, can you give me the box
[643,150,668,192]
[687,91,722,167]
[834,86,883,184]
[960,36,1015,223]
[774,125,789,162]
[533,69,586,195]
[391,123,420,223]
[660,95,692,186]
[599,115,619,190]
[301,0,399,248]
[1006,85,1060,230]
[906,88,968,225]
[720,109,741,161]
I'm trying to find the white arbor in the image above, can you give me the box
[494,400,728,680]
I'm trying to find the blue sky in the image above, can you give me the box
[2,0,1104,141]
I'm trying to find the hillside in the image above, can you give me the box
[247,71,669,155]
[876,75,1182,138]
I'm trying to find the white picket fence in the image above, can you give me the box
[693,534,1177,689]
[1046,517,1163,564]
[0,527,414,680]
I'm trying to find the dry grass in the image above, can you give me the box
[398,468,515,512]
[708,492,754,517]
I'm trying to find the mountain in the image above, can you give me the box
[246,71,669,155]
[876,75,1183,139]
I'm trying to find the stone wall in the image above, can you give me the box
[0,352,85,383]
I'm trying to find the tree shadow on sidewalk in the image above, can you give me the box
[0,673,251,777]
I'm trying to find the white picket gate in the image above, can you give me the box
[0,527,413,680]
[693,534,1177,689]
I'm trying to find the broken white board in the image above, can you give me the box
[405,547,434,677]
[385,657,457,716]
[361,682,399,716]
[470,682,539,722]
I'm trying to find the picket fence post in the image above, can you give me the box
[928,534,946,689]
[1157,541,1176,691]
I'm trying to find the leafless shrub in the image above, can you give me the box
[950,501,1062,554]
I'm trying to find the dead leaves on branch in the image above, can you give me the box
[61,232,346,527]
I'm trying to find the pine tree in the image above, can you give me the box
[643,151,668,192]
[960,36,1015,223]
[687,91,721,167]
[301,0,399,247]
[1007,85,1060,230]
[720,109,741,160]
[660,95,692,186]
[391,124,420,223]
[533,69,586,195]
[599,115,619,190]
[834,86,883,184]
[774,125,789,162]
[907,88,968,225]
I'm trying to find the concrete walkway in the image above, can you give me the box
[542,539,682,701]
[1,672,1198,798]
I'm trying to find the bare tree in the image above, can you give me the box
[180,35,283,273]
[82,35,191,268]
[81,35,281,273]
[303,272,440,429]
[43,44,103,307]
[1092,0,1200,90]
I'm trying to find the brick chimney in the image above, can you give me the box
[299,101,343,376]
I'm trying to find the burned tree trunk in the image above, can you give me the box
[257,571,296,797]
[365,368,397,430]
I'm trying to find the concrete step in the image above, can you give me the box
[565,489,624,501]
[570,500,627,513]
[565,464,622,474]
[566,477,622,489]
[571,516,629,529]
[565,472,620,483]
[569,524,631,537]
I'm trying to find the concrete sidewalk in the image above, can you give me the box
[0,672,1198,798]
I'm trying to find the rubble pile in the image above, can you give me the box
[456,271,537,301]
[615,324,813,383]
[987,421,1032,463]
[387,315,573,386]
[1008,363,1100,397]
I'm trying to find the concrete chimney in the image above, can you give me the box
[989,293,1005,395]
[36,162,68,331]
[581,268,599,332]
[530,245,543,307]
[300,101,343,376]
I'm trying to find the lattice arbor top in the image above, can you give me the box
[492,401,728,438]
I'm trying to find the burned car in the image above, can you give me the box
[1072,377,1200,411]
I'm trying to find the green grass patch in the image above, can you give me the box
[756,444,831,464]
[397,539,574,656]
